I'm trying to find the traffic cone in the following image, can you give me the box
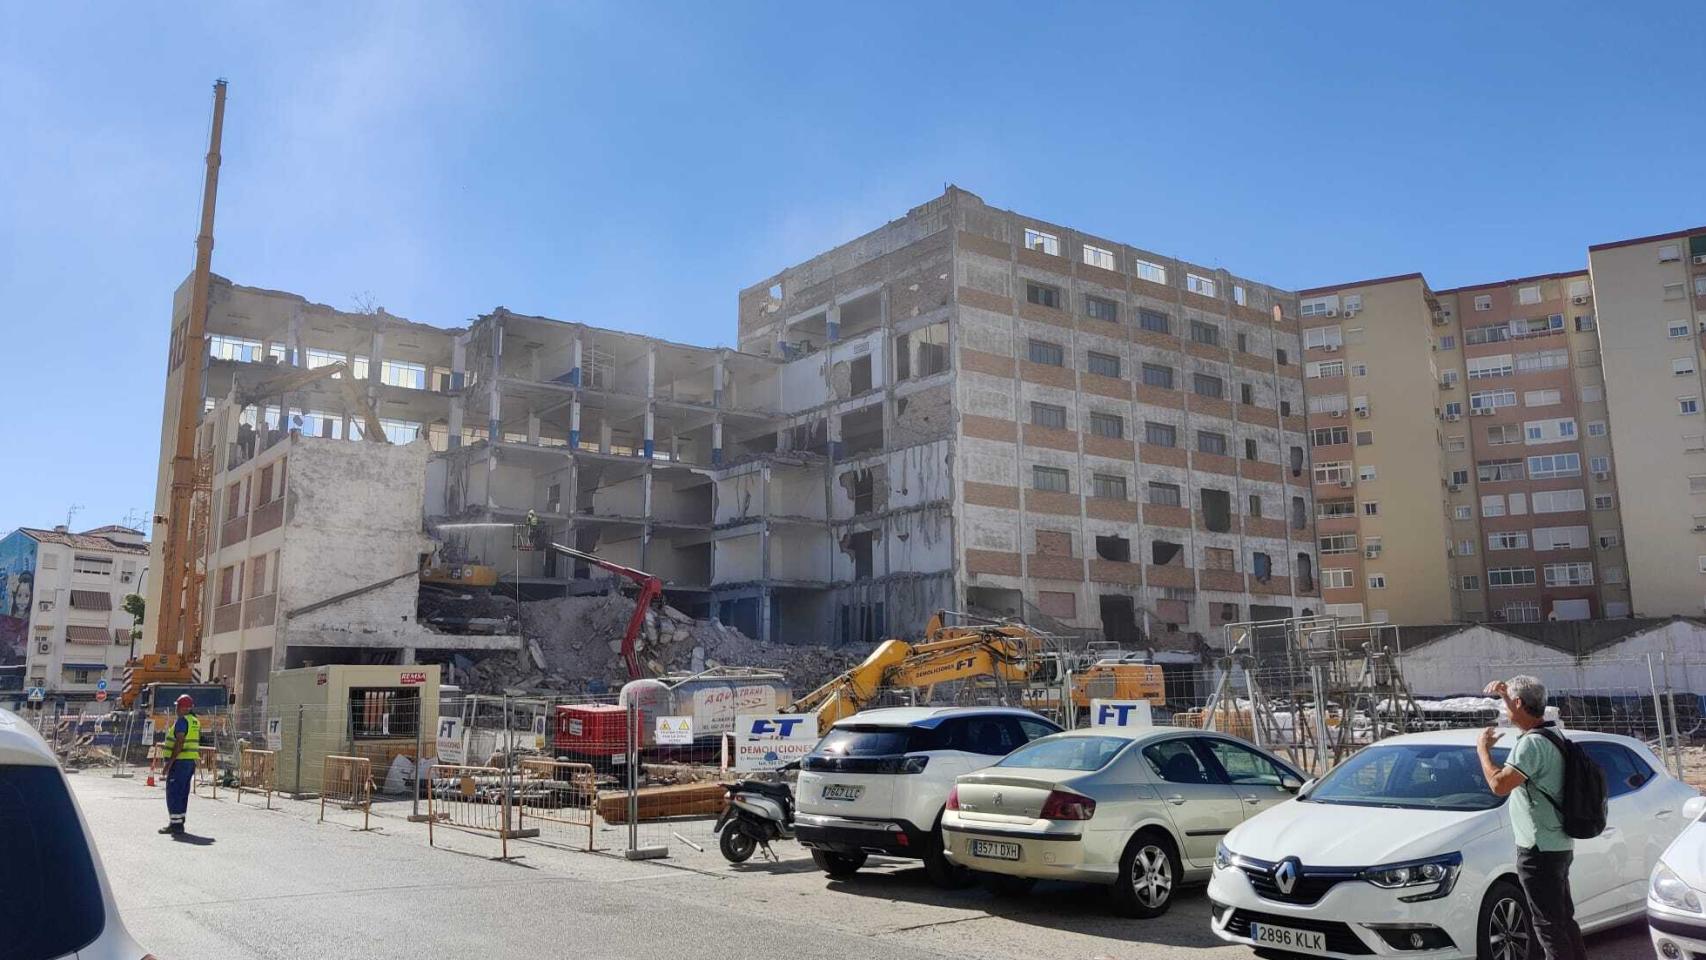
[145,773,156,787]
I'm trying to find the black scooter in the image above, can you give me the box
[713,763,798,863]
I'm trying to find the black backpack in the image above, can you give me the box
[1526,725,1608,840]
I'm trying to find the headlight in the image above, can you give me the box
[1360,852,1462,902]
[1652,862,1704,913]
[1215,842,1232,871]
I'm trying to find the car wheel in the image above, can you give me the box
[719,827,757,863]
[924,823,974,888]
[1111,831,1180,918]
[1477,878,1533,960]
[978,872,1037,897]
[811,849,867,879]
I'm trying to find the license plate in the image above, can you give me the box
[1248,922,1326,953]
[971,839,1021,861]
[821,784,863,801]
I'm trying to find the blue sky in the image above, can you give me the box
[2,2,1702,535]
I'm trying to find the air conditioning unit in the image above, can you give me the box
[37,641,50,654]
[1365,547,1382,559]
[1355,408,1370,418]
[1344,308,1360,318]
[1325,308,1338,317]
[1694,524,1706,533]
[1438,381,1450,390]
[1432,313,1447,325]
[1694,254,1706,266]
[1330,410,1345,419]
[1448,483,1462,492]
[1571,295,1590,305]
[1593,471,1611,481]
[1338,479,1354,489]
[1473,408,1495,416]
[1445,413,1462,422]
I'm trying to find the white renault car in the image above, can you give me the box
[0,708,149,960]
[1648,794,1706,959]
[1209,727,1694,960]
[795,706,1061,885]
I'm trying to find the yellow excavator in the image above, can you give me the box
[785,612,1165,729]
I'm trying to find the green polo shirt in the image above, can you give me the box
[1507,730,1572,852]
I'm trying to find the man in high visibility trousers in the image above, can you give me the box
[159,694,200,836]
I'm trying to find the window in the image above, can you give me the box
[1482,495,1506,518]
[1277,348,1289,366]
[1082,351,1122,379]
[1314,460,1352,484]
[1444,401,1464,420]
[1527,453,1581,479]
[1488,531,1530,551]
[1589,455,1610,476]
[1189,320,1221,347]
[1355,431,1373,446]
[1026,282,1062,309]
[1587,420,1607,437]
[1448,437,1467,453]
[1082,244,1115,270]
[1659,243,1682,262]
[1451,468,1470,486]
[1308,393,1349,415]
[1192,373,1224,399]
[1307,360,1346,379]
[1669,321,1692,339]
[1032,466,1070,493]
[1095,535,1132,563]
[1698,276,1706,298]
[1233,285,1248,306]
[1144,422,1177,447]
[1244,438,1258,460]
[208,333,265,362]
[1024,228,1059,255]
[1474,295,1492,311]
[1456,539,1475,556]
[1317,499,1355,518]
[1197,431,1228,456]
[1358,465,1377,481]
[1134,258,1167,284]
[1515,348,1568,373]
[1456,505,1473,520]
[1440,370,1459,387]
[1593,493,1616,510]
[1311,426,1349,447]
[1147,482,1182,507]
[1084,294,1119,322]
[1030,402,1067,429]
[1027,339,1064,366]
[1468,354,1514,379]
[1303,325,1343,350]
[1503,601,1542,623]
[1367,574,1388,589]
[1321,568,1355,589]
[1524,389,1561,407]
[1690,436,1706,453]
[1465,324,1509,345]
[1240,382,1254,405]
[1248,494,1263,517]
[1677,357,1699,376]
[1462,575,1481,591]
[1532,489,1587,513]
[1091,474,1128,500]
[1693,475,1706,495]
[1352,362,1369,376]
[1088,412,1124,439]
[1684,397,1701,416]
[1300,297,1337,318]
[1576,313,1597,332]
[1604,566,1625,584]
[1522,417,1577,444]
[1138,308,1171,335]
[1141,363,1175,389]
[380,360,427,390]
[1487,567,1538,588]
[1292,497,1308,530]
[1580,385,1603,404]
[1469,389,1517,411]
[1142,739,1220,785]
[1598,531,1621,549]
[1204,737,1289,786]
[1439,335,1457,350]
[1518,285,1541,305]
[1533,526,1589,551]
[1362,501,1379,516]
[1200,489,1232,532]
[1577,349,1599,367]
[1186,273,1217,298]
[1544,562,1594,587]
[1319,534,1359,555]
[305,347,348,373]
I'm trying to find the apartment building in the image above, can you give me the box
[1294,275,1456,625]
[740,188,1321,645]
[0,525,148,710]
[1590,229,1706,618]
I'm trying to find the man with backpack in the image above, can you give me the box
[1476,675,1598,960]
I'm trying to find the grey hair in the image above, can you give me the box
[1507,675,1547,718]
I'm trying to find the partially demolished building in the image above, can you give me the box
[148,187,1321,695]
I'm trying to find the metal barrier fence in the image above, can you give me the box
[516,758,598,851]
[193,745,222,797]
[237,748,276,808]
[319,755,373,830]
[425,763,538,859]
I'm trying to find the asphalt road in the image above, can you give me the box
[72,773,1656,960]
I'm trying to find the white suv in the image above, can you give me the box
[0,708,148,960]
[795,706,1061,885]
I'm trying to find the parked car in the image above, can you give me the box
[1208,727,1695,960]
[0,708,149,960]
[794,706,1061,884]
[941,727,1305,916]
[1647,793,1706,959]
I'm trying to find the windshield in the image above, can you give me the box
[0,764,106,960]
[1309,743,1509,811]
[998,735,1127,772]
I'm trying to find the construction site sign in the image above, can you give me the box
[655,715,694,746]
[436,717,464,764]
[732,714,818,772]
[265,717,283,750]
[1090,699,1153,730]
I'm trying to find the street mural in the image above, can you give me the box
[0,531,37,689]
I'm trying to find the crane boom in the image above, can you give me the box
[133,80,227,707]
[546,542,657,680]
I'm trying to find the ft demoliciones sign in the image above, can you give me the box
[731,714,818,772]
[1089,699,1154,730]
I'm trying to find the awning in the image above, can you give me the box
[69,590,112,611]
[65,626,109,644]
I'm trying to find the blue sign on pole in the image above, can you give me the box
[96,678,108,691]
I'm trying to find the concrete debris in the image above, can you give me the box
[441,591,870,697]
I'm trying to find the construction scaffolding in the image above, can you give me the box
[1200,614,1423,776]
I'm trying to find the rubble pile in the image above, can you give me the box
[451,592,869,696]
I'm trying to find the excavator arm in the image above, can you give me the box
[546,542,657,680]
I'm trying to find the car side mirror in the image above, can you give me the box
[1684,795,1706,822]
[1278,772,1305,793]
[1292,777,1316,799]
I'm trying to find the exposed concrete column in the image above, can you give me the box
[598,421,612,455]
[759,585,773,644]
[643,348,657,458]
[526,411,541,445]
[400,647,417,665]
[828,412,843,461]
[486,316,503,507]
[641,470,654,567]
[286,306,304,366]
[568,395,582,449]
[368,325,385,387]
[827,302,841,342]
[711,416,724,466]
[447,335,467,449]
[570,333,584,387]
[713,351,727,408]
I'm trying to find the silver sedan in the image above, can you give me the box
[941,727,1304,917]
